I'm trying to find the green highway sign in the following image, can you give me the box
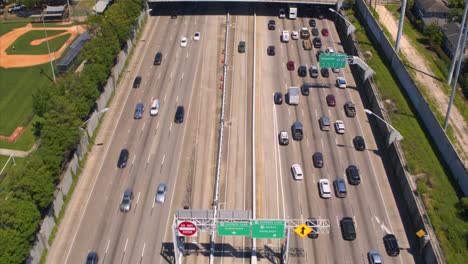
[319,53,347,68]
[217,222,251,236]
[252,220,285,239]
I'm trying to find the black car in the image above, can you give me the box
[311,28,319,36]
[316,50,324,61]
[353,136,366,151]
[134,103,144,119]
[306,218,319,239]
[86,252,99,264]
[117,148,129,168]
[383,234,400,256]
[298,66,307,77]
[153,52,162,65]
[175,106,185,123]
[267,46,275,56]
[238,41,246,53]
[313,37,322,48]
[301,83,311,96]
[320,68,329,77]
[132,76,142,88]
[309,19,316,27]
[268,20,276,30]
[274,92,283,104]
[312,152,324,168]
[340,217,356,241]
[346,165,361,185]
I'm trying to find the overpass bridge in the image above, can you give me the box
[148,0,341,5]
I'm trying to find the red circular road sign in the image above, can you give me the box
[178,221,197,236]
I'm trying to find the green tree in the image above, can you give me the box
[423,23,444,47]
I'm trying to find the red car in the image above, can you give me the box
[326,94,336,107]
[287,60,295,71]
[321,28,329,37]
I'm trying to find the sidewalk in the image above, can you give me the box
[0,143,37,157]
[376,4,468,166]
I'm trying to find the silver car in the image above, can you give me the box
[155,183,167,204]
[120,189,133,212]
[368,250,382,264]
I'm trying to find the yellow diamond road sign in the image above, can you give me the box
[416,229,426,238]
[294,223,312,238]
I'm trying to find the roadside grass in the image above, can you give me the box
[5,30,69,55]
[0,115,40,151]
[0,63,54,136]
[0,21,29,36]
[349,8,468,263]
[383,5,468,123]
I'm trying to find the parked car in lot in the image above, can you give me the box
[306,218,319,239]
[346,165,361,185]
[117,149,129,168]
[312,152,324,168]
[340,217,356,241]
[368,250,383,264]
[298,66,307,77]
[319,179,331,198]
[175,105,185,123]
[313,37,322,48]
[279,130,289,145]
[155,183,167,204]
[336,77,347,88]
[132,76,142,88]
[268,20,276,30]
[134,103,144,119]
[383,234,400,256]
[287,60,295,71]
[321,68,329,77]
[267,45,275,56]
[344,101,356,117]
[274,92,283,104]
[353,136,366,151]
[291,164,303,180]
[326,94,336,106]
[334,120,345,134]
[120,189,134,212]
[238,41,246,53]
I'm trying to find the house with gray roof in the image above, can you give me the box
[442,22,468,60]
[415,0,450,27]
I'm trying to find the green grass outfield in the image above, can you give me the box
[5,30,70,55]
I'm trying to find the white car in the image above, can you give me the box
[335,120,346,134]
[291,31,299,40]
[155,183,167,204]
[8,4,24,13]
[336,77,347,88]
[281,30,290,43]
[319,179,331,198]
[180,37,188,48]
[149,98,160,116]
[193,32,201,41]
[332,68,340,73]
[291,164,303,180]
[326,47,335,54]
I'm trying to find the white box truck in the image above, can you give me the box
[288,87,300,105]
[289,6,297,19]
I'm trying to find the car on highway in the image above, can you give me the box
[298,66,307,77]
[319,179,331,198]
[287,60,295,71]
[313,152,324,168]
[306,218,319,239]
[268,20,276,30]
[86,252,99,264]
[149,98,160,116]
[278,131,289,145]
[334,120,345,134]
[291,164,303,180]
[180,37,188,48]
[175,105,185,123]
[301,83,311,96]
[321,68,329,77]
[383,234,400,256]
[117,148,129,168]
[340,217,356,241]
[336,77,347,88]
[120,189,134,212]
[238,41,246,53]
[134,103,144,119]
[344,101,356,117]
[309,19,316,27]
[334,178,347,198]
[326,94,336,106]
[346,165,361,185]
[274,92,283,104]
[311,27,319,36]
[322,28,329,36]
[353,136,366,151]
[193,32,201,41]
[319,116,331,131]
[291,121,303,141]
[300,27,310,39]
[267,45,275,56]
[291,31,299,40]
[313,37,322,48]
[332,67,340,73]
[326,47,335,54]
[132,76,142,88]
[309,65,319,78]
[281,30,290,42]
[302,39,312,50]
[155,183,167,204]
[279,8,286,18]
[153,52,162,65]
[316,49,324,61]
[368,250,383,264]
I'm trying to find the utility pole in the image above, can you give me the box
[448,0,468,84]
[395,0,408,52]
[42,15,56,83]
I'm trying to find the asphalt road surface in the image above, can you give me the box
[48,3,416,264]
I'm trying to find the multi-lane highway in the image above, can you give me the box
[48,3,416,264]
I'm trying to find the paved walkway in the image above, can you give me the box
[0,143,37,157]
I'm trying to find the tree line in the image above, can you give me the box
[0,1,143,262]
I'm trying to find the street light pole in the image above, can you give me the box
[364,109,403,146]
[42,15,56,83]
[329,8,356,37]
[395,0,408,52]
[80,108,109,128]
